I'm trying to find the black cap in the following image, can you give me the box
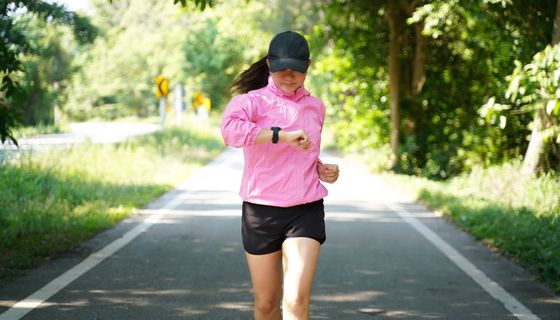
[268,31,310,73]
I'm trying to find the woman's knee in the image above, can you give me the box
[282,295,309,317]
[255,297,281,315]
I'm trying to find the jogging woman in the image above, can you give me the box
[221,30,339,320]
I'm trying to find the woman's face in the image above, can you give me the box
[268,62,310,94]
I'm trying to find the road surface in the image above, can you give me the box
[0,148,558,319]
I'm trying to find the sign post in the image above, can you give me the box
[155,75,169,129]
[174,84,185,126]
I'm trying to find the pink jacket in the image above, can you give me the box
[221,77,328,207]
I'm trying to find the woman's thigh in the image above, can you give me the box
[281,237,321,300]
[246,250,283,303]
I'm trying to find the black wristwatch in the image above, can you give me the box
[271,127,281,144]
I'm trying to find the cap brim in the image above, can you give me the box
[269,58,308,73]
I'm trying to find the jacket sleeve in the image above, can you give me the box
[317,100,326,164]
[221,94,262,148]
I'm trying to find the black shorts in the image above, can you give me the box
[242,199,326,255]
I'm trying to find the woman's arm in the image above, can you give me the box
[221,95,261,147]
[255,129,310,150]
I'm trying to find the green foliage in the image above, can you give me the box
[481,44,560,170]
[404,0,553,177]
[0,1,96,144]
[66,0,180,120]
[173,0,215,10]
[310,0,390,160]
[65,0,274,120]
[0,0,218,145]
[316,0,556,178]
[108,0,215,11]
[18,17,75,126]
[181,17,244,109]
[0,120,224,285]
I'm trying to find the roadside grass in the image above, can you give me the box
[0,119,225,286]
[12,122,69,138]
[381,161,560,293]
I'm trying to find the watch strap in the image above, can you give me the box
[271,127,281,144]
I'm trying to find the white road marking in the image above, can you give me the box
[0,195,183,320]
[0,149,240,320]
[387,202,540,320]
[0,149,543,319]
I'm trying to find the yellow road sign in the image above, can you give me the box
[155,75,169,98]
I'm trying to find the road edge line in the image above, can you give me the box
[0,194,185,320]
[0,148,237,320]
[387,202,540,320]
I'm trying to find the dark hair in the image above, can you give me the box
[230,56,269,94]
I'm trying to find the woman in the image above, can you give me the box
[221,31,339,320]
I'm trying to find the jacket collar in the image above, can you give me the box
[266,75,309,101]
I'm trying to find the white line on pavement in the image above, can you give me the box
[387,202,540,320]
[0,191,184,320]
[0,149,239,320]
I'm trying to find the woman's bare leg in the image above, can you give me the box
[281,238,321,320]
[246,250,283,320]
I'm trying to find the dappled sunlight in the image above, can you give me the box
[218,286,250,294]
[354,269,383,276]
[96,295,152,307]
[27,283,254,318]
[382,309,443,319]
[0,300,17,308]
[536,297,560,305]
[213,301,252,311]
[314,290,384,302]
[221,246,238,253]
[173,307,207,316]
[124,289,193,297]
[40,299,91,310]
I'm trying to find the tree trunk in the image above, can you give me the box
[412,22,427,98]
[522,110,545,175]
[522,0,560,175]
[410,18,427,136]
[388,2,404,168]
[554,0,560,44]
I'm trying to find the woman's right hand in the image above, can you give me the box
[281,129,310,151]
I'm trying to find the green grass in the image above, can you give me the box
[381,161,560,293]
[12,122,69,138]
[0,119,225,285]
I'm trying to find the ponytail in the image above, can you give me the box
[231,56,269,94]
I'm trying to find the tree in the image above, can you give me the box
[0,1,96,145]
[521,0,560,175]
[316,0,555,177]
[0,0,213,146]
[19,17,76,126]
[388,0,426,169]
[315,0,427,170]
[65,0,274,121]
[480,0,559,175]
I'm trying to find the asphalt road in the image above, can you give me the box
[0,148,558,319]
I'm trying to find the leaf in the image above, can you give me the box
[545,99,557,115]
[506,74,521,101]
[499,115,507,129]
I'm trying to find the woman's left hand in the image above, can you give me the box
[317,163,339,183]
